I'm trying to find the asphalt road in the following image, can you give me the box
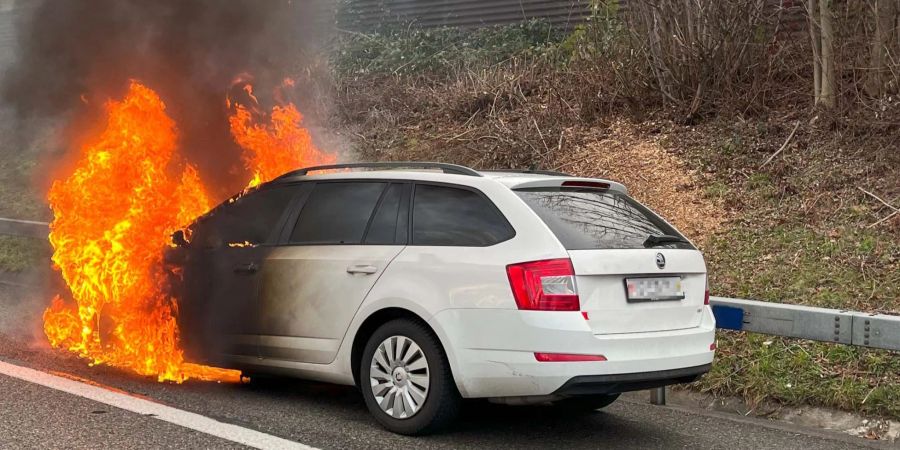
[0,281,893,450]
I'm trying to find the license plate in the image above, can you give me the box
[624,277,684,302]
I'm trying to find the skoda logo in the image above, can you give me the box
[655,253,666,269]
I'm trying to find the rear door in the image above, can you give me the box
[515,187,707,334]
[257,181,409,364]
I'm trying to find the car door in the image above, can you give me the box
[179,183,308,364]
[257,181,409,364]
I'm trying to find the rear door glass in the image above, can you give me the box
[412,184,514,246]
[515,188,693,250]
[290,182,387,244]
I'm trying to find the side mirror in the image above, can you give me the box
[172,229,189,247]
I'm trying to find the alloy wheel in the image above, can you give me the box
[368,335,430,419]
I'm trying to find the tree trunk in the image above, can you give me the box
[819,0,836,109]
[808,0,822,105]
[866,0,899,96]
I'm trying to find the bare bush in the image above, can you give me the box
[835,1,900,109]
[623,0,774,117]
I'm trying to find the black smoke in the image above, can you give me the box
[3,0,330,196]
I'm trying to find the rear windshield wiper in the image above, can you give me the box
[643,234,690,248]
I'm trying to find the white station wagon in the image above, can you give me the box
[172,162,716,435]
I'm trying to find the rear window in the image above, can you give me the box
[515,188,693,250]
[412,184,514,247]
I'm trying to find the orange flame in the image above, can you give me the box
[43,81,238,383]
[228,83,335,188]
[44,77,330,383]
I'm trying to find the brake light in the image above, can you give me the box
[506,258,579,311]
[704,276,710,305]
[535,353,606,362]
[561,180,609,189]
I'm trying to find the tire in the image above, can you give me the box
[359,318,461,435]
[551,393,620,413]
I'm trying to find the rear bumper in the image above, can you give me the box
[429,306,716,398]
[552,364,711,396]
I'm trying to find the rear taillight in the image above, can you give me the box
[506,258,579,311]
[704,276,710,305]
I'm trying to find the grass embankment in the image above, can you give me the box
[671,120,900,416]
[0,236,48,273]
[329,21,900,418]
[0,110,53,272]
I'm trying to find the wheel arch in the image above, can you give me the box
[350,307,445,388]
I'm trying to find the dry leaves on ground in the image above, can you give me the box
[561,121,727,246]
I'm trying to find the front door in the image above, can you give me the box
[207,245,269,360]
[180,183,307,364]
[257,181,409,364]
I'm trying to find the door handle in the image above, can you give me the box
[234,262,258,274]
[346,264,378,275]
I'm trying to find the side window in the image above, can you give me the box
[364,183,407,245]
[290,182,387,244]
[200,186,299,247]
[412,184,514,246]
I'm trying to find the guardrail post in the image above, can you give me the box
[650,387,666,405]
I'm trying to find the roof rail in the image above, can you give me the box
[481,169,573,177]
[275,162,483,180]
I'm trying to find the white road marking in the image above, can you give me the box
[0,360,316,450]
[0,217,49,226]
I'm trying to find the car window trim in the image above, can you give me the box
[396,182,411,245]
[409,181,516,247]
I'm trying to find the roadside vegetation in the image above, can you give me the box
[0,236,49,273]
[0,132,48,220]
[327,1,900,418]
[0,109,52,272]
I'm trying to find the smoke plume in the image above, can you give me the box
[3,0,331,196]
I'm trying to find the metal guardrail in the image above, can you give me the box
[648,297,900,405]
[0,218,49,238]
[711,297,900,352]
[2,216,899,405]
